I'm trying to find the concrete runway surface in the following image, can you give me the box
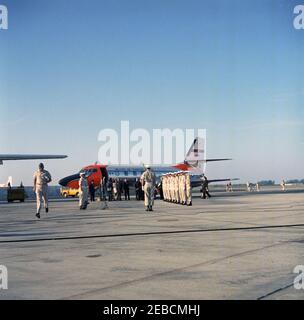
[0,188,304,300]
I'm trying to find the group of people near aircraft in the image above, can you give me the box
[32,163,159,217]
[161,172,192,206]
[30,162,231,219]
[105,178,130,201]
[33,162,216,218]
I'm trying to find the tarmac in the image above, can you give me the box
[0,187,304,300]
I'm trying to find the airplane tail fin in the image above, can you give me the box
[184,137,206,168]
[184,137,232,171]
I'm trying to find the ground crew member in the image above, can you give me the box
[281,179,286,191]
[79,172,88,210]
[186,173,192,206]
[33,163,52,219]
[140,165,156,211]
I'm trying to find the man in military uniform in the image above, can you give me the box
[179,172,186,205]
[33,163,52,219]
[166,174,170,201]
[168,173,172,202]
[161,175,165,201]
[186,172,192,206]
[170,174,174,202]
[140,165,156,211]
[172,173,175,202]
[79,172,89,210]
[174,172,180,203]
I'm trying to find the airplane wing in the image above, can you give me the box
[0,154,67,164]
[204,158,232,162]
[208,178,239,183]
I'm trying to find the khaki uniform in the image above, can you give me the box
[163,176,168,201]
[33,169,52,214]
[172,175,175,202]
[169,175,173,202]
[186,173,192,205]
[174,174,180,203]
[165,175,169,201]
[166,175,170,201]
[179,174,186,204]
[141,169,156,209]
[165,176,169,201]
[79,176,88,209]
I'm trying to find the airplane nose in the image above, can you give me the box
[58,173,80,187]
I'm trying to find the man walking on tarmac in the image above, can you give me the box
[33,163,52,219]
[201,175,211,199]
[140,165,156,212]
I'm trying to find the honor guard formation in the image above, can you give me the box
[161,172,192,206]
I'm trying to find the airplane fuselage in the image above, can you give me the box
[58,163,204,189]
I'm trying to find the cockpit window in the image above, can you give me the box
[79,168,97,176]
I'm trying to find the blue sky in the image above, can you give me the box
[0,0,303,185]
